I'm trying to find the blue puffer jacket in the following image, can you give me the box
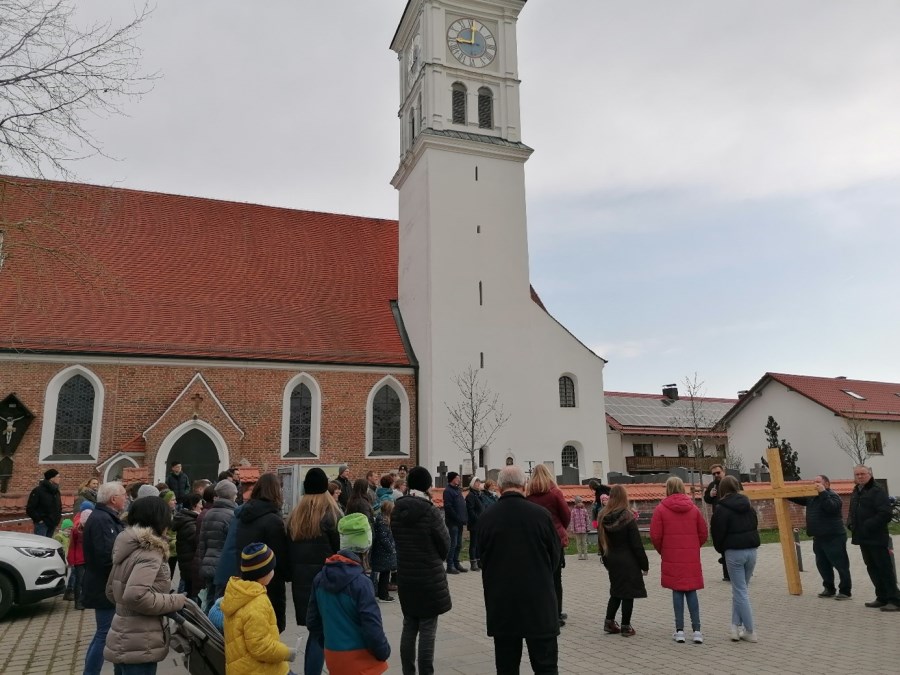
[307,551,390,674]
[370,514,397,573]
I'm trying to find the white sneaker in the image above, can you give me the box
[730,625,741,641]
[692,631,703,644]
[673,630,685,643]
[740,631,757,643]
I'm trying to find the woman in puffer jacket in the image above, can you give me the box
[104,496,186,673]
[650,476,708,644]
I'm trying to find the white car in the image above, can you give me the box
[0,530,67,620]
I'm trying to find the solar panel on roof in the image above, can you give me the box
[605,397,733,428]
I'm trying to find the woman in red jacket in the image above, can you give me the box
[649,476,708,644]
[526,463,571,626]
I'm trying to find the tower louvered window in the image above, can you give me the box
[53,375,94,455]
[452,83,467,125]
[478,87,493,129]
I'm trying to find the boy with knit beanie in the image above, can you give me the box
[307,513,390,674]
[222,543,301,675]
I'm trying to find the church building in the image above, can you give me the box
[0,0,607,496]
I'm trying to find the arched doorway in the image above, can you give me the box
[170,429,220,484]
[154,420,229,484]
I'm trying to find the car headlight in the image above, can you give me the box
[14,547,57,558]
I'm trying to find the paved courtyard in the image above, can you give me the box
[1,538,897,674]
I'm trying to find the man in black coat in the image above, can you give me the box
[443,471,468,574]
[848,466,900,611]
[391,466,451,675]
[703,463,735,581]
[477,465,561,675]
[788,474,852,598]
[26,469,63,536]
[335,465,352,511]
[166,460,191,502]
[81,481,127,675]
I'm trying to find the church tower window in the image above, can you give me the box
[559,375,576,407]
[452,82,467,125]
[53,375,94,455]
[478,87,493,129]
[562,445,579,468]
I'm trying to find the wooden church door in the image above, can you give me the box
[170,428,220,484]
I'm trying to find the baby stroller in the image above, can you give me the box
[168,599,226,675]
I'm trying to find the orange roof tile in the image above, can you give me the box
[0,175,409,366]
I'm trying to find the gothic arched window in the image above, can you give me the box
[371,385,402,456]
[559,375,576,408]
[562,445,578,468]
[452,83,467,125]
[288,383,313,457]
[53,374,95,455]
[478,87,493,129]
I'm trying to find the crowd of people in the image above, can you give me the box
[19,459,900,674]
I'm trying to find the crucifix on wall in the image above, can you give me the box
[191,392,204,418]
[744,447,817,595]
[0,393,34,456]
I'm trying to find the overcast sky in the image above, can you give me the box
[21,0,900,397]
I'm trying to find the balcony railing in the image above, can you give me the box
[625,455,721,474]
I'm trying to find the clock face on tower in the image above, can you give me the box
[447,18,496,68]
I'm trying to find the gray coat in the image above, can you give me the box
[104,526,185,664]
[196,498,236,581]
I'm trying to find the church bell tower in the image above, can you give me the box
[390,0,608,481]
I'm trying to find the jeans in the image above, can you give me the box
[447,523,462,567]
[400,615,438,675]
[860,544,900,603]
[672,590,701,631]
[493,636,558,675]
[305,630,325,675]
[813,535,851,596]
[725,548,757,632]
[34,522,50,537]
[84,607,115,675]
[117,664,157,674]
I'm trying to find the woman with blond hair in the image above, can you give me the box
[287,467,342,674]
[599,484,649,637]
[650,476,708,644]
[526,463,571,626]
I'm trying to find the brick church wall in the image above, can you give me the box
[0,360,417,498]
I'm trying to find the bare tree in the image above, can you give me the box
[0,0,155,177]
[832,410,877,466]
[445,366,510,477]
[671,373,721,463]
[723,442,745,474]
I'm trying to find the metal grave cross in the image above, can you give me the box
[743,447,817,595]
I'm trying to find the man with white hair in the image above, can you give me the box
[849,465,900,611]
[82,481,127,675]
[476,466,561,674]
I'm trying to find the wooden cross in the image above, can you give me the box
[191,392,204,413]
[743,447,817,595]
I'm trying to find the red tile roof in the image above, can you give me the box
[0,176,410,365]
[720,373,900,425]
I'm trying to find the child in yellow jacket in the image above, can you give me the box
[222,543,301,675]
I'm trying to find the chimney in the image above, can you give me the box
[662,384,679,401]
[737,390,750,398]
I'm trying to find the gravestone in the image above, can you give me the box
[558,465,579,486]
[608,473,635,484]
[435,461,448,488]
[670,466,690,482]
